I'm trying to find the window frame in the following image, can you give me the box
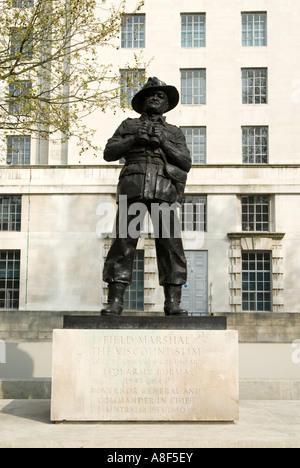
[0,196,22,231]
[242,251,272,312]
[242,12,267,47]
[242,68,268,105]
[10,27,33,60]
[0,250,21,310]
[8,80,33,116]
[11,0,34,7]
[120,69,146,107]
[7,135,31,165]
[123,250,144,311]
[181,195,207,232]
[242,126,269,164]
[121,14,146,49]
[181,126,207,164]
[181,13,206,48]
[241,195,270,232]
[181,69,206,105]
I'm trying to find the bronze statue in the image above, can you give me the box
[101,77,191,316]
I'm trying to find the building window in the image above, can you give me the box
[242,68,267,104]
[241,196,270,232]
[7,136,31,165]
[9,81,32,115]
[181,196,207,232]
[121,14,145,48]
[0,196,21,231]
[181,127,206,164]
[242,252,272,312]
[181,14,206,48]
[12,0,34,6]
[242,13,267,47]
[10,28,33,60]
[124,251,144,311]
[242,127,268,164]
[0,250,21,310]
[181,69,206,105]
[120,69,145,106]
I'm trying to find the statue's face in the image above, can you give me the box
[142,91,169,115]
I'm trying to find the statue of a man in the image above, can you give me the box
[101,77,192,316]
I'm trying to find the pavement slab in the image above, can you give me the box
[0,400,300,448]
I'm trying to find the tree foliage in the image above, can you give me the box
[0,0,146,154]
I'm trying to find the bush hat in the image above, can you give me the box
[131,77,180,114]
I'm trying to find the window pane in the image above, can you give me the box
[9,81,32,115]
[242,252,272,312]
[181,69,206,105]
[242,69,268,104]
[242,127,268,164]
[0,196,22,231]
[0,250,21,310]
[241,195,270,232]
[12,0,34,6]
[181,14,206,48]
[7,136,31,165]
[120,69,146,106]
[242,13,267,47]
[123,251,144,311]
[181,196,207,232]
[181,127,206,164]
[121,15,145,48]
[10,27,33,59]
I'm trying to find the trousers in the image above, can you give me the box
[103,199,187,286]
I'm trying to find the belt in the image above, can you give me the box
[125,157,164,166]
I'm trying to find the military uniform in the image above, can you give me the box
[109,114,190,202]
[101,77,192,316]
[103,113,191,287]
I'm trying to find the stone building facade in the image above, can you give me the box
[0,0,300,393]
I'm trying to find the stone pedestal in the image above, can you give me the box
[51,319,239,422]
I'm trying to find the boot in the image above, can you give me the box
[101,282,127,316]
[164,284,188,316]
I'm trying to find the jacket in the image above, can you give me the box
[104,115,192,204]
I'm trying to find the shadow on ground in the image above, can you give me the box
[0,400,52,424]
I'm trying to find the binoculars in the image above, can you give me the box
[137,124,161,149]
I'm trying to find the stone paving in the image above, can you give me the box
[0,400,300,448]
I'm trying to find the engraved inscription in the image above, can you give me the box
[51,329,239,421]
[88,332,207,417]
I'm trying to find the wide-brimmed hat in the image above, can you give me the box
[131,77,180,114]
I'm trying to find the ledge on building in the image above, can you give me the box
[0,378,51,400]
[227,232,285,240]
[216,312,300,343]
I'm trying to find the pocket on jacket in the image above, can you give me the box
[155,175,177,204]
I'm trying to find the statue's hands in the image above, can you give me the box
[134,122,168,149]
[151,125,167,145]
[135,122,152,143]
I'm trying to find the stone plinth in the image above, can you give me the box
[51,327,239,422]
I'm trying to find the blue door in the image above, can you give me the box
[182,251,208,316]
